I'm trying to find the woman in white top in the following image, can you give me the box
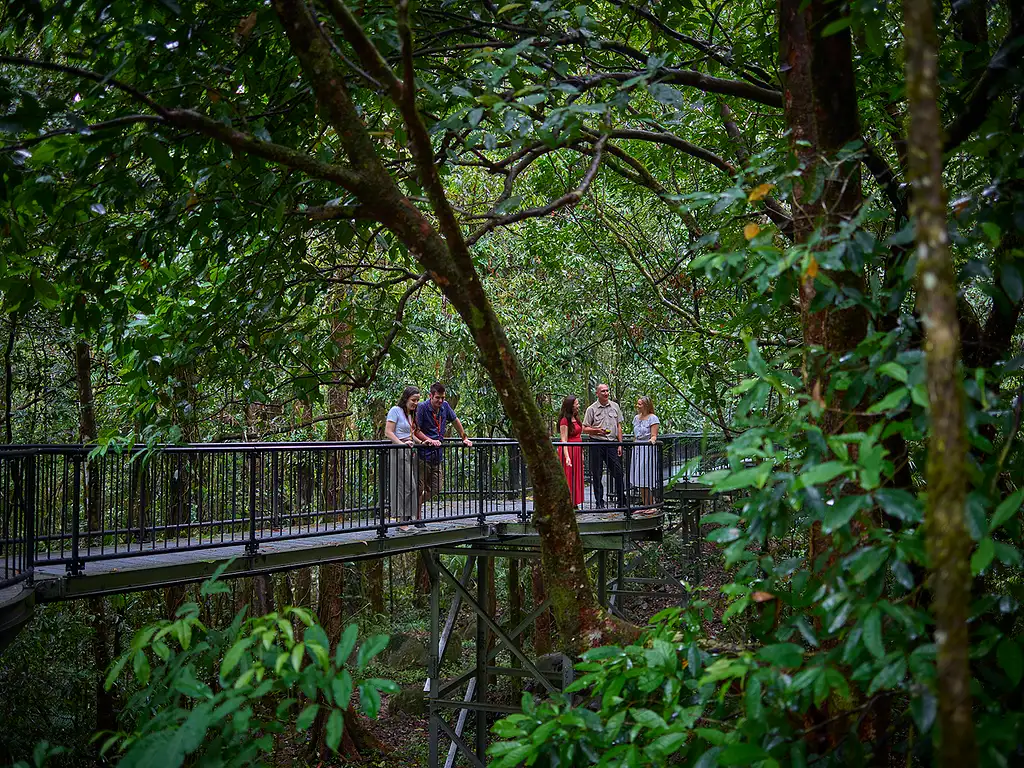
[629,396,661,509]
[385,386,424,528]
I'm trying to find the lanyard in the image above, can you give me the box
[431,405,444,437]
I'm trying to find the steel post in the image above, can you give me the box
[475,553,488,760]
[428,549,440,768]
[246,450,258,556]
[69,454,82,576]
[378,446,389,538]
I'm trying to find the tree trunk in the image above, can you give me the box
[778,0,869,568]
[364,559,385,614]
[531,561,552,656]
[254,573,275,616]
[903,0,978,762]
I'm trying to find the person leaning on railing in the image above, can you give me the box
[385,385,428,531]
[414,382,472,526]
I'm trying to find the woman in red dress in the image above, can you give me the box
[557,396,585,507]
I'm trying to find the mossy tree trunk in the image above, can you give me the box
[903,0,978,761]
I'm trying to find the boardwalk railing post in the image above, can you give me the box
[657,440,665,508]
[624,440,633,521]
[246,449,258,556]
[518,445,528,523]
[70,453,83,576]
[476,445,485,527]
[25,452,35,581]
[377,446,388,538]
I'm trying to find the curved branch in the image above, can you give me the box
[0,114,162,152]
[348,273,430,389]
[467,134,608,245]
[0,56,167,114]
[565,68,783,108]
[606,128,736,174]
[163,108,365,192]
[605,0,776,87]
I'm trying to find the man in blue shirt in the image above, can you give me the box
[415,382,472,525]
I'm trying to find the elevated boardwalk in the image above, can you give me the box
[0,436,723,645]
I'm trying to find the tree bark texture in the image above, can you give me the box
[903,0,978,762]
[363,559,385,614]
[778,0,868,421]
[778,0,871,572]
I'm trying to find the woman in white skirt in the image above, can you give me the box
[385,386,424,529]
[629,396,660,509]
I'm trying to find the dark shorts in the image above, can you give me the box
[418,459,444,500]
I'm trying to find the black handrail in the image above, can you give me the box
[0,435,716,578]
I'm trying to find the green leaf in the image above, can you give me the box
[336,624,359,667]
[991,489,1024,532]
[876,361,909,383]
[645,732,687,758]
[823,495,870,533]
[30,272,60,310]
[220,637,253,679]
[756,643,803,668]
[846,546,889,583]
[797,461,850,488]
[997,638,1023,686]
[332,670,353,708]
[971,537,995,576]
[359,681,382,718]
[867,387,909,414]
[295,704,319,731]
[104,652,131,691]
[868,657,906,694]
[701,511,740,526]
[720,742,769,765]
[325,709,344,753]
[863,609,884,660]
[875,488,922,523]
[356,634,389,672]
[821,16,851,36]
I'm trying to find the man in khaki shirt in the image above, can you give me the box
[582,383,625,509]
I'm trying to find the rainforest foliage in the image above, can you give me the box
[2,0,1024,765]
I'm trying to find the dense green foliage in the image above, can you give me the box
[2,0,1024,765]
[98,571,396,766]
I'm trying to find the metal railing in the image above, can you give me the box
[0,434,719,578]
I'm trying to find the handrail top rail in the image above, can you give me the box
[0,436,690,455]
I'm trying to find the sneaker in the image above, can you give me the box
[414,521,426,529]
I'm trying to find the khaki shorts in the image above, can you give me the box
[418,459,444,501]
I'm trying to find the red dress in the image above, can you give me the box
[558,417,584,506]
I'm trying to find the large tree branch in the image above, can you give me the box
[605,0,776,87]
[565,68,783,108]
[163,108,366,192]
[467,134,607,245]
